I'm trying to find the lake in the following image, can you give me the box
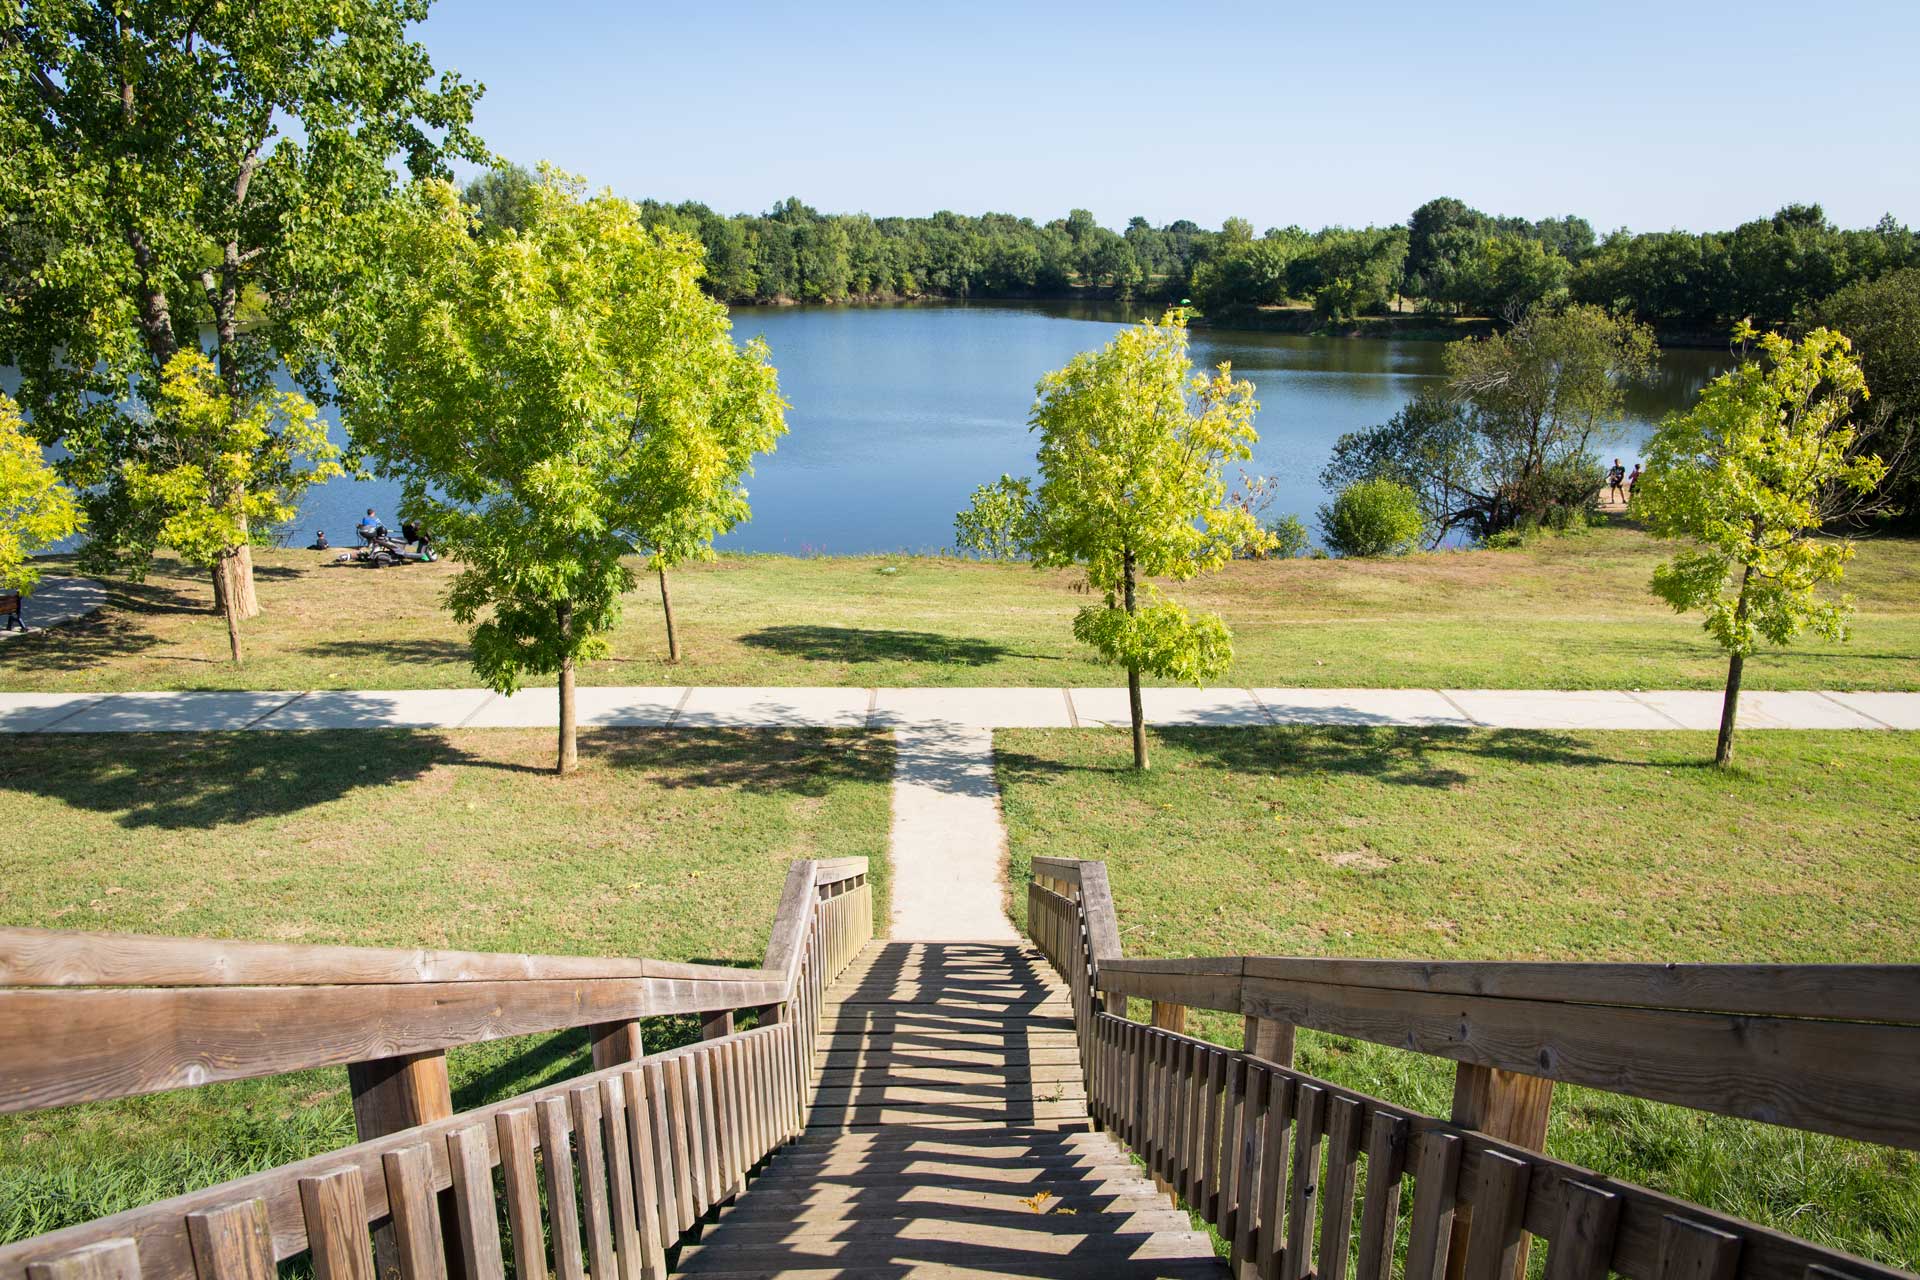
[36,302,1735,554]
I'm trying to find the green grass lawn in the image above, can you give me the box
[0,728,892,1242]
[9,524,1920,692]
[996,726,1920,1267]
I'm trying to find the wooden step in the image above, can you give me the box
[816,1047,1084,1068]
[782,1128,1120,1156]
[713,1192,1179,1229]
[703,1206,1194,1241]
[747,1159,1143,1191]
[765,1148,1129,1177]
[816,1030,1078,1048]
[675,1228,1220,1272]
[814,1063,1085,1086]
[803,1102,1090,1128]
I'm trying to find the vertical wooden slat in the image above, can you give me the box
[567,1086,616,1280]
[1656,1217,1743,1280]
[495,1109,546,1280]
[669,1054,705,1220]
[186,1200,275,1280]
[1461,1150,1531,1280]
[300,1168,377,1280]
[444,1125,505,1280]
[1256,1074,1295,1280]
[1406,1133,1465,1280]
[598,1077,649,1280]
[1203,1047,1229,1226]
[1186,1040,1210,1208]
[1319,1095,1364,1280]
[1176,1038,1199,1204]
[381,1144,449,1280]
[695,1049,723,1206]
[1230,1063,1270,1280]
[1355,1112,1410,1280]
[728,1038,751,1188]
[642,1061,683,1244]
[1544,1181,1621,1280]
[621,1069,670,1280]
[536,1098,585,1280]
[26,1241,143,1280]
[1286,1082,1326,1280]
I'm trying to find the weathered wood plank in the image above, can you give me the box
[491,1105,545,1280]
[1460,1150,1530,1280]
[1545,1181,1621,1280]
[379,1146,447,1280]
[0,978,784,1113]
[618,1070,668,1280]
[183,1202,274,1280]
[1406,1133,1464,1280]
[1285,1082,1325,1280]
[443,1126,504,1280]
[1319,1094,1364,1280]
[298,1169,375,1280]
[567,1086,615,1280]
[1658,1217,1743,1280]
[1355,1112,1410,1280]
[1241,974,1919,1149]
[25,1242,141,1280]
[536,1099,583,1280]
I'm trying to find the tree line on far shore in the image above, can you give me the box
[467,166,1920,334]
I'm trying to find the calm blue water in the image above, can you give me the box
[27,302,1730,554]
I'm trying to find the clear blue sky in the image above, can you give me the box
[417,0,1920,234]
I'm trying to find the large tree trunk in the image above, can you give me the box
[1715,651,1743,768]
[210,536,260,621]
[556,600,578,776]
[217,550,244,665]
[1123,551,1147,771]
[658,566,681,663]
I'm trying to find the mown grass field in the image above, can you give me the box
[996,726,1920,1267]
[0,728,892,1241]
[9,524,1920,693]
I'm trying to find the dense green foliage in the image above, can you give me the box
[1816,267,1920,520]
[1637,326,1885,764]
[1324,306,1657,542]
[332,171,785,771]
[0,393,83,593]
[956,310,1270,766]
[0,0,481,604]
[1319,478,1424,557]
[462,166,1920,333]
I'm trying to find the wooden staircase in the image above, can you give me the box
[674,941,1225,1277]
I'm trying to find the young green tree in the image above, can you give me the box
[125,352,341,662]
[1636,326,1886,767]
[335,171,785,774]
[0,393,85,595]
[0,0,481,621]
[955,310,1270,769]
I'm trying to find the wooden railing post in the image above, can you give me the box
[1149,1002,1186,1205]
[347,1051,456,1280]
[588,1020,646,1070]
[1445,1064,1554,1280]
[1243,1015,1295,1068]
[701,1010,735,1040]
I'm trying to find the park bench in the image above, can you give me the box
[0,854,1914,1280]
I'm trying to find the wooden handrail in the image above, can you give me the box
[1024,859,1920,1280]
[0,857,867,1115]
[0,857,876,1280]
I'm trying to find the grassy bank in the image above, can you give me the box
[0,727,892,1241]
[9,526,1920,693]
[996,726,1920,1266]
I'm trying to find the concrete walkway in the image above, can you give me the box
[0,577,105,639]
[4,684,1916,734]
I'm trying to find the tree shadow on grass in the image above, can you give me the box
[581,727,893,798]
[739,625,1042,667]
[0,577,209,675]
[302,638,473,666]
[997,725,1647,791]
[0,729,544,830]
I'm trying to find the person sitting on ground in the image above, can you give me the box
[1626,464,1642,503]
[1606,459,1627,504]
[309,530,330,550]
[357,508,381,544]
